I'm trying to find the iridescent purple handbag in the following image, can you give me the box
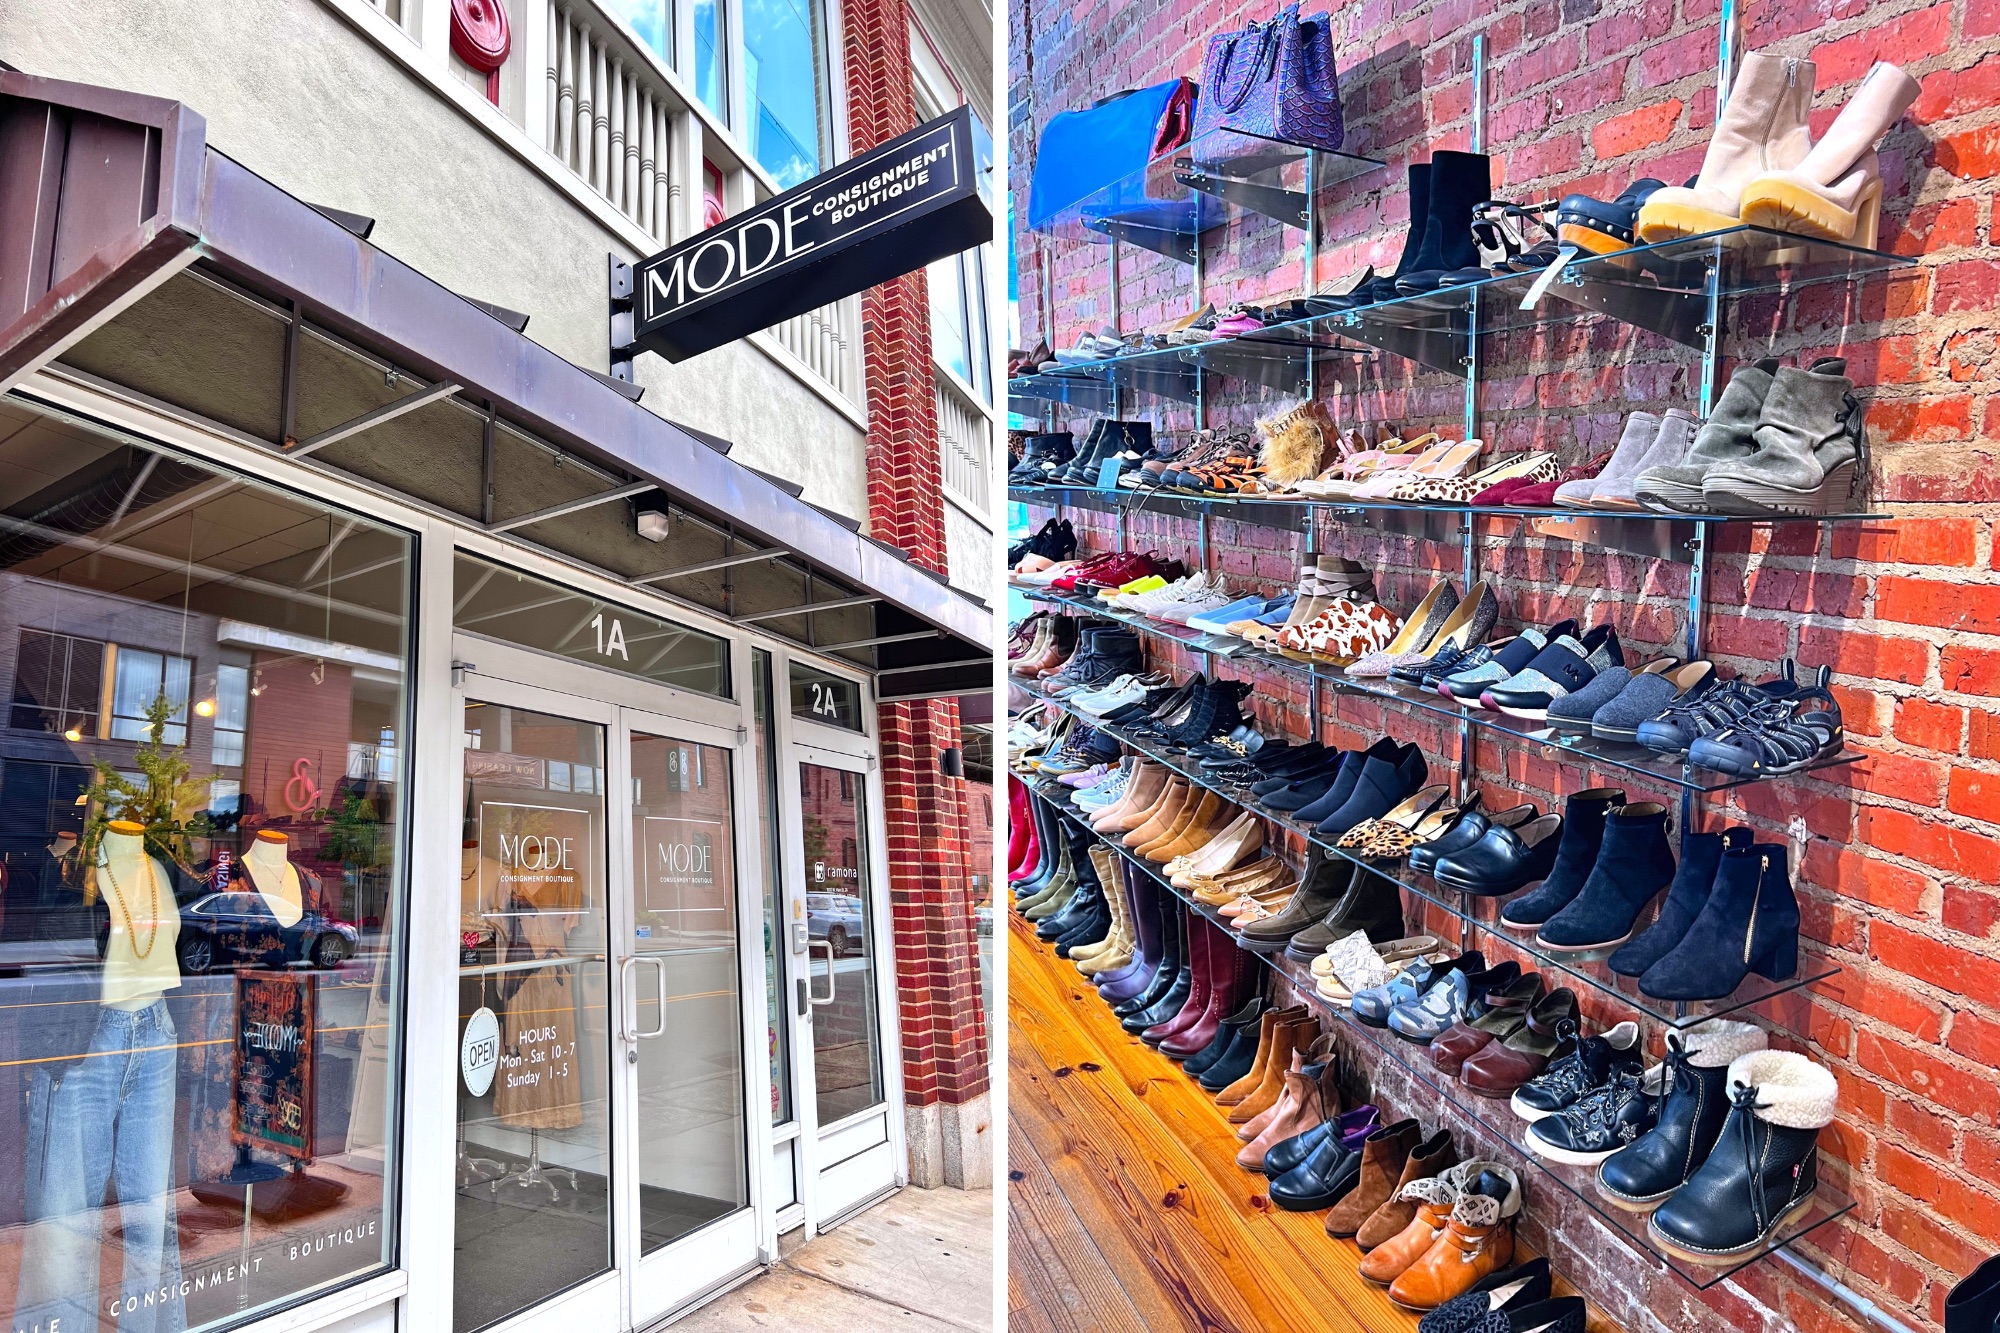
[1193,5,1345,152]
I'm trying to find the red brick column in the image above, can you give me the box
[844,0,992,1186]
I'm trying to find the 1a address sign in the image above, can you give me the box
[789,663,863,731]
[452,553,731,696]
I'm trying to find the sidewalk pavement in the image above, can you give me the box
[671,1185,994,1332]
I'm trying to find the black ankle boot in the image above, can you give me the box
[1060,419,1117,484]
[1339,163,1431,306]
[1010,431,1075,483]
[1395,150,1493,292]
[1640,837,1799,1001]
[1947,1255,2000,1333]
[1534,801,1676,951]
[1595,1020,1767,1209]
[1649,1051,1835,1260]
[1499,787,1622,928]
[1610,827,1747,976]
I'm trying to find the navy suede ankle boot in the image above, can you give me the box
[1609,827,1749,976]
[1499,787,1622,928]
[1535,802,1676,951]
[1640,839,1800,1001]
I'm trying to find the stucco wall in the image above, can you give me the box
[0,0,870,522]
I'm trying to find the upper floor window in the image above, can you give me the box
[109,646,194,745]
[913,41,994,402]
[602,0,823,184]
[744,0,832,187]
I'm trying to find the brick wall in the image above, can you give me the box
[847,0,992,1128]
[1012,0,2000,1321]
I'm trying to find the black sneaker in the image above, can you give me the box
[1510,1020,1642,1122]
[1526,1066,1660,1165]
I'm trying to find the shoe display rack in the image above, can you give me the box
[1008,20,1916,1324]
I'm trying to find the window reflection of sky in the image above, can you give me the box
[743,0,823,188]
[600,0,670,59]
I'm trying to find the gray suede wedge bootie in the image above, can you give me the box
[1633,358,1780,512]
[1703,357,1867,516]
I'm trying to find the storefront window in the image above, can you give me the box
[0,396,410,1333]
[629,731,748,1251]
[742,0,829,188]
[800,762,882,1123]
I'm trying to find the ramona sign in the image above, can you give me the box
[628,106,991,362]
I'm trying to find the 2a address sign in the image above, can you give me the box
[789,664,863,731]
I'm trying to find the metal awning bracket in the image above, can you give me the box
[286,379,461,457]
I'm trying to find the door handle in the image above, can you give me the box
[620,955,669,1040]
[808,939,837,1006]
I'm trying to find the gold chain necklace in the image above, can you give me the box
[100,852,161,959]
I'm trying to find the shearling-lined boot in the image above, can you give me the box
[1649,1050,1836,1260]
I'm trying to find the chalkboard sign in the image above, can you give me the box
[233,971,316,1159]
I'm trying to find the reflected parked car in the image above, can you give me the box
[176,892,361,973]
[807,892,865,956]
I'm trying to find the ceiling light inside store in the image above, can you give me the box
[64,727,82,742]
[195,699,217,718]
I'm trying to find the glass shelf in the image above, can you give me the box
[1017,685,1840,1026]
[1009,224,1918,393]
[1523,226,1921,350]
[1011,777,1853,1290]
[1007,479,1892,562]
[1015,600,1866,793]
[1037,127,1387,259]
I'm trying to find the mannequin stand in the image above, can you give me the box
[483,1128,578,1206]
[457,1121,506,1190]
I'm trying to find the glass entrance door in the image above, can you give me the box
[452,658,761,1333]
[454,697,617,1333]
[790,748,900,1225]
[620,713,761,1321]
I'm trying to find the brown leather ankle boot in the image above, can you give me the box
[1237,1063,1324,1168]
[1228,1017,1315,1124]
[1137,789,1219,860]
[1326,1117,1422,1237]
[1386,1165,1520,1311]
[1215,1005,1303,1106]
[1121,779,1189,845]
[1356,1128,1458,1250]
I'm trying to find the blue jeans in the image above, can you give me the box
[14,1000,184,1333]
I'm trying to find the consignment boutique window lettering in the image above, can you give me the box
[0,398,410,1333]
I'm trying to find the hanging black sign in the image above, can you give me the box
[628,107,991,362]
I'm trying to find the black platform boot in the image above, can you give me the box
[1648,1050,1835,1260]
[1596,1019,1767,1210]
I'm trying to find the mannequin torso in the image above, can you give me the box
[243,831,305,927]
[95,822,181,1009]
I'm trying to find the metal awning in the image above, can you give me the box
[0,70,993,697]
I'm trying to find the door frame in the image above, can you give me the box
[773,680,907,1238]
[449,639,770,1333]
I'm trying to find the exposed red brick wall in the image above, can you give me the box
[1013,0,2000,1321]
[847,0,991,1112]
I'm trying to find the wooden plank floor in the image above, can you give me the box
[1007,911,1425,1333]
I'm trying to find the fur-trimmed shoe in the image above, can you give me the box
[1648,1050,1836,1261]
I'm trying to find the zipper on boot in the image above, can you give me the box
[1742,854,1767,966]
